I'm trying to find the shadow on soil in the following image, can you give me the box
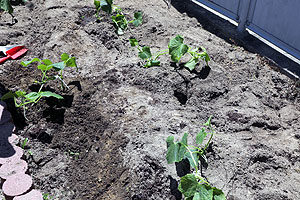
[171,0,300,79]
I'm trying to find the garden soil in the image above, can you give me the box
[0,0,300,199]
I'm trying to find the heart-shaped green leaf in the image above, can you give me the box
[100,0,112,14]
[132,12,143,27]
[169,35,188,62]
[138,46,152,60]
[185,57,199,71]
[61,53,70,61]
[178,174,200,198]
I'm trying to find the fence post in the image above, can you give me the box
[237,0,251,32]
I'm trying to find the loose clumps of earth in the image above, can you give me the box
[0,0,299,199]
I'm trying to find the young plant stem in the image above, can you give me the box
[154,50,168,60]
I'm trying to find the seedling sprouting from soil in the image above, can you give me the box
[112,11,143,35]
[65,150,80,160]
[94,0,113,19]
[129,38,162,68]
[166,117,226,200]
[94,0,143,35]
[20,53,78,89]
[0,0,13,15]
[21,138,33,156]
[130,35,210,70]
[0,0,28,21]
[169,35,210,70]
[21,138,29,149]
[0,53,77,120]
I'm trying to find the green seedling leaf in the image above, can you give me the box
[112,13,128,35]
[94,0,100,10]
[166,136,186,164]
[184,147,199,169]
[199,47,210,65]
[192,192,201,200]
[204,116,212,127]
[138,46,152,60]
[38,64,53,71]
[21,58,41,67]
[22,138,29,149]
[169,35,188,62]
[181,132,188,146]
[129,38,139,47]
[178,174,200,198]
[65,57,77,68]
[42,59,53,66]
[151,60,160,66]
[0,91,15,101]
[197,184,214,200]
[39,91,63,99]
[61,53,70,61]
[212,187,226,200]
[0,0,13,14]
[24,92,39,101]
[100,0,112,14]
[50,61,65,71]
[196,128,207,145]
[131,12,143,27]
[185,57,199,71]
[15,90,26,97]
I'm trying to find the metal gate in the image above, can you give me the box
[195,0,300,62]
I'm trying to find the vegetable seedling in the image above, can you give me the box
[1,90,63,120]
[166,117,226,200]
[94,0,113,20]
[21,138,29,149]
[43,193,54,200]
[20,53,78,89]
[168,35,210,71]
[65,150,80,160]
[0,0,13,15]
[94,0,142,35]
[130,35,210,70]
[1,53,77,120]
[129,38,163,68]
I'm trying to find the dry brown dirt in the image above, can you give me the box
[0,0,299,199]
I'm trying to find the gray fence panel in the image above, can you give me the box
[195,0,300,61]
[207,0,240,15]
[248,0,300,56]
[196,0,240,22]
